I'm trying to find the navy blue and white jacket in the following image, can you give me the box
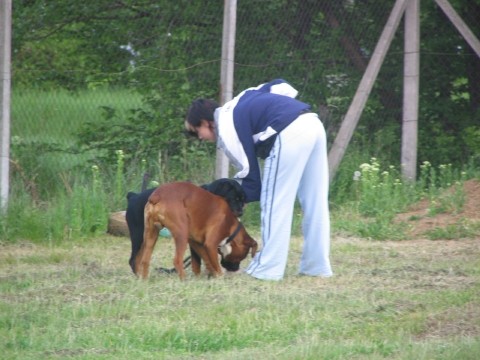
[214,79,311,203]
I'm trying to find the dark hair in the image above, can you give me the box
[186,99,219,127]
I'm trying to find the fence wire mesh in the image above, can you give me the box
[8,0,480,202]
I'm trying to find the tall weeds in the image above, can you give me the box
[2,153,476,243]
[332,158,474,240]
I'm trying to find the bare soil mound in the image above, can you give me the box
[395,179,480,239]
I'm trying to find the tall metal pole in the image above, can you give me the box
[0,0,12,211]
[401,0,420,181]
[216,0,237,179]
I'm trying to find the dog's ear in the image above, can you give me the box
[127,191,139,201]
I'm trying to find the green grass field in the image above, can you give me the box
[1,234,479,359]
[3,89,479,359]
[11,88,143,142]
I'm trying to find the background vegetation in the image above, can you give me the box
[4,0,480,242]
[1,2,479,358]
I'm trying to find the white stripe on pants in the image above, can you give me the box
[245,113,332,280]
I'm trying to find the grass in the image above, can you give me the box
[1,235,479,359]
[9,88,144,209]
[2,89,480,358]
[332,158,480,240]
[11,88,143,143]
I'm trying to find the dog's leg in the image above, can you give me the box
[129,227,144,274]
[172,236,189,280]
[203,242,224,277]
[188,241,203,276]
[200,245,221,276]
[134,245,145,277]
[169,227,189,280]
[189,241,219,276]
[136,220,160,280]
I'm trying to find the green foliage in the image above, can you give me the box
[8,0,480,243]
[12,0,137,89]
[425,220,480,240]
[75,89,200,168]
[463,125,480,154]
[11,0,480,169]
[1,171,109,243]
[10,89,143,199]
[332,158,477,240]
[6,88,480,244]
[418,161,466,211]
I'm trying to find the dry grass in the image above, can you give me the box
[1,233,479,359]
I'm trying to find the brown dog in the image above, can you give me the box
[135,182,258,280]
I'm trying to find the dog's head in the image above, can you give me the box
[218,226,258,272]
[201,178,246,217]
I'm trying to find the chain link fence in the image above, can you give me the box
[9,0,480,202]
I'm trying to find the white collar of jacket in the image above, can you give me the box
[214,100,250,179]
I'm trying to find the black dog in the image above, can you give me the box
[126,178,246,274]
[199,178,245,217]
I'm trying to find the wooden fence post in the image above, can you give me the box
[327,0,408,183]
[401,0,420,181]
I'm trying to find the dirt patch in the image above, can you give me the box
[394,179,480,239]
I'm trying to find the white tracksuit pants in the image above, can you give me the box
[245,113,332,280]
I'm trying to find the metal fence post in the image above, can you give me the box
[401,0,420,181]
[216,0,237,179]
[327,0,408,183]
[0,0,12,211]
